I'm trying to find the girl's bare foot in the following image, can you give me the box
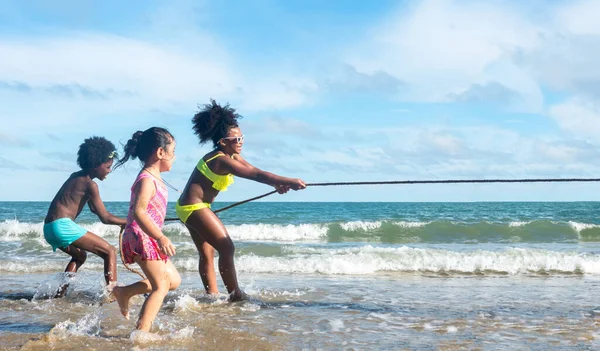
[112,286,130,319]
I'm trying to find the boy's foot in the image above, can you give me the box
[228,289,249,302]
[102,282,117,303]
[54,284,69,298]
[112,286,130,320]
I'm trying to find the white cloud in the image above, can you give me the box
[549,98,600,139]
[0,34,235,103]
[347,0,544,110]
[555,0,600,36]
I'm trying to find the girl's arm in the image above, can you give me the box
[87,181,127,226]
[233,154,293,193]
[221,154,305,190]
[131,178,176,256]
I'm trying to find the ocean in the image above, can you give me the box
[2,201,600,350]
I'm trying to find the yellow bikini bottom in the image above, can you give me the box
[175,201,211,223]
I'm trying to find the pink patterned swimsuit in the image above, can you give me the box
[121,172,169,264]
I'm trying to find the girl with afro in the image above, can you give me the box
[43,136,126,297]
[176,100,305,301]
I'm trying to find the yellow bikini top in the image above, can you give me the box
[196,153,234,191]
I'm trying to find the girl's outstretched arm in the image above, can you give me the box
[87,181,126,225]
[220,154,306,190]
[131,177,176,256]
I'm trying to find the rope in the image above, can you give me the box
[118,227,146,279]
[306,178,600,186]
[162,177,600,222]
[135,176,600,275]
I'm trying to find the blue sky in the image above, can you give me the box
[1,0,600,202]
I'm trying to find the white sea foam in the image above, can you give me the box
[340,221,382,231]
[227,246,600,275]
[393,221,430,228]
[509,221,531,227]
[568,221,600,234]
[48,310,102,340]
[227,223,328,241]
[0,260,104,273]
[130,326,195,343]
[0,220,44,241]
[0,220,329,242]
[6,245,600,276]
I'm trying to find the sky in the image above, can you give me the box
[1,0,600,202]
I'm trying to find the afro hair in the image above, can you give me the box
[77,136,116,170]
[192,99,242,147]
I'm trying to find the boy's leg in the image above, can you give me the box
[59,245,88,274]
[70,232,118,285]
[55,245,87,298]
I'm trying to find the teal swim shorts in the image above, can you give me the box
[43,218,88,251]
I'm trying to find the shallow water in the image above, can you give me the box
[4,202,600,349]
[1,271,600,350]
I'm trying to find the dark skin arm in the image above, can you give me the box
[232,154,291,193]
[178,151,305,206]
[217,153,305,189]
[87,181,126,226]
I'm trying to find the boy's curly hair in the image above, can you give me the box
[192,99,242,147]
[77,136,117,170]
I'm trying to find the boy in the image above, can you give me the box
[44,136,126,297]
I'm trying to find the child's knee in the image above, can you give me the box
[200,245,215,260]
[151,280,170,295]
[76,250,88,264]
[217,238,235,256]
[98,245,117,261]
[108,245,117,258]
[105,245,118,261]
[169,273,182,291]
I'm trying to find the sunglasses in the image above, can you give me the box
[108,151,117,159]
[222,135,244,144]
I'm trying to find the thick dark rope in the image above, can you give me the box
[306,178,600,186]
[162,177,600,221]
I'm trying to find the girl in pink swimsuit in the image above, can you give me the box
[111,127,181,333]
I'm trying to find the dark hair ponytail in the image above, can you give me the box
[113,127,174,170]
[192,99,242,147]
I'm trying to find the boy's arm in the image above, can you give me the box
[87,181,127,226]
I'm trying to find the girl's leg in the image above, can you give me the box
[185,209,245,301]
[185,223,218,294]
[134,258,171,332]
[164,259,182,291]
[113,258,180,320]
[112,279,152,319]
[70,232,118,285]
